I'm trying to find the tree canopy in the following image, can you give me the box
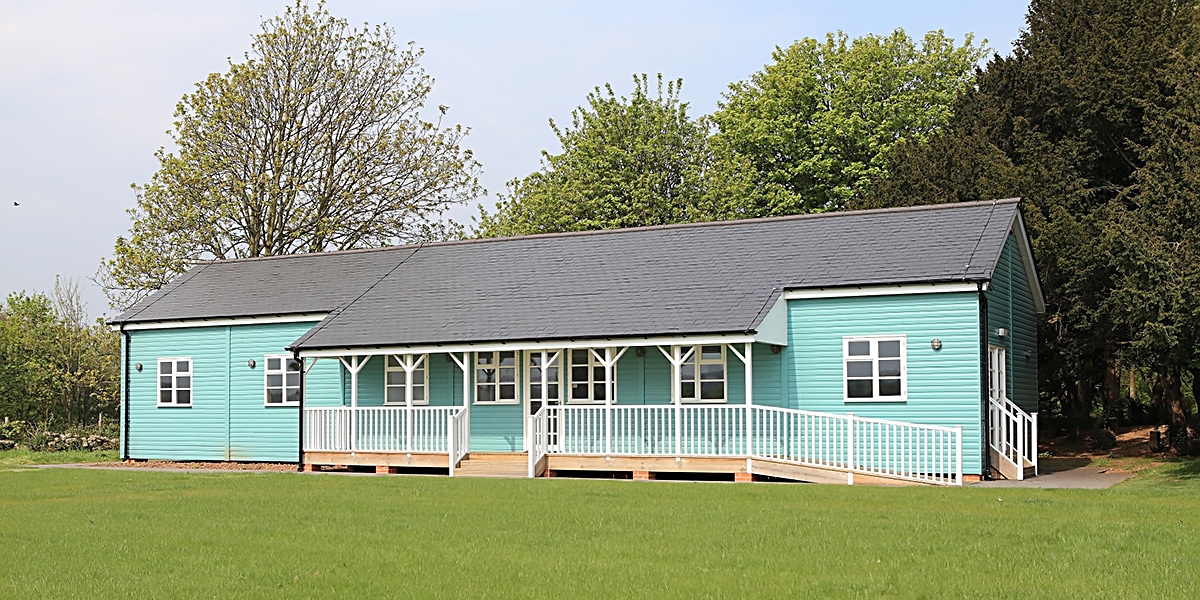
[100,1,482,309]
[475,75,749,237]
[710,29,986,214]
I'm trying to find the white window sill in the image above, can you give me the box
[381,402,431,407]
[680,399,728,404]
[264,402,300,407]
[843,398,908,404]
[157,403,192,408]
[473,401,519,406]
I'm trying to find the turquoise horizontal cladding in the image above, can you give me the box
[126,321,332,462]
[787,293,983,475]
[987,233,1039,414]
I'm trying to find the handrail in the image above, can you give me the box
[988,395,1037,479]
[528,405,550,478]
[448,408,469,476]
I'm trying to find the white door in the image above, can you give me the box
[988,345,1007,401]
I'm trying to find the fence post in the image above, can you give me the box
[527,414,536,478]
[955,425,964,486]
[448,413,456,477]
[846,413,854,473]
[1031,412,1039,475]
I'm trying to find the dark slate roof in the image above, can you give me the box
[112,199,1022,349]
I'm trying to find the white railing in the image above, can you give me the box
[989,396,1038,479]
[528,405,550,478]
[529,404,964,485]
[303,406,462,454]
[448,409,470,476]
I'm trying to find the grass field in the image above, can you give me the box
[2,459,1199,598]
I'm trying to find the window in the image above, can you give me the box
[264,355,301,405]
[476,351,516,403]
[157,358,192,406]
[526,351,561,403]
[567,349,611,404]
[844,336,906,402]
[679,345,725,403]
[385,354,427,406]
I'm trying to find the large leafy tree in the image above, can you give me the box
[475,75,751,237]
[861,0,1196,437]
[710,29,986,214]
[100,1,482,309]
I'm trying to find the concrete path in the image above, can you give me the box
[971,465,1132,489]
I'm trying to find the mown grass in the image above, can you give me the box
[1,462,1199,598]
[0,448,117,467]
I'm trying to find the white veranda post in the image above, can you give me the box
[392,354,426,452]
[449,352,471,446]
[338,356,371,453]
[728,343,753,460]
[590,347,627,456]
[657,345,694,458]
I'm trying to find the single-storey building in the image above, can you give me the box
[110,198,1042,485]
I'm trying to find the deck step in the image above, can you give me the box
[453,453,528,478]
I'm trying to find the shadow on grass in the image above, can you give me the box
[1159,457,1200,480]
[1039,457,1093,473]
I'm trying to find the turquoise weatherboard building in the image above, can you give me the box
[111,199,1043,484]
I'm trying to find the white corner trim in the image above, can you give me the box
[783,282,983,301]
[118,313,327,331]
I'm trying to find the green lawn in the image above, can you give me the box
[0,448,117,467]
[2,462,1198,598]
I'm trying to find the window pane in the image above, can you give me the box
[175,376,191,389]
[267,357,282,371]
[594,383,606,401]
[571,349,588,363]
[680,382,696,399]
[160,390,172,403]
[477,386,495,402]
[387,355,401,368]
[847,380,873,398]
[478,353,494,366]
[546,367,559,381]
[700,381,724,400]
[499,351,516,366]
[571,366,588,382]
[680,363,695,381]
[530,383,542,399]
[160,376,173,389]
[286,373,300,387]
[499,384,516,400]
[285,388,300,403]
[413,386,425,402]
[159,362,172,375]
[878,340,901,358]
[593,366,605,381]
[413,369,424,385]
[848,341,870,356]
[529,354,543,367]
[175,390,191,404]
[477,368,496,384]
[701,345,722,361]
[879,379,902,396]
[499,368,515,383]
[547,353,559,367]
[287,359,301,372]
[387,371,406,386]
[386,387,403,403]
[547,384,559,399]
[267,374,283,388]
[847,361,873,378]
[571,383,589,400]
[267,389,283,404]
[879,359,901,377]
[699,364,724,380]
[176,361,189,373]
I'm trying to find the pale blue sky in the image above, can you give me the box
[0,1,1030,317]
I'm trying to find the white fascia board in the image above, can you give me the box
[782,282,984,301]
[117,313,327,331]
[1012,212,1047,313]
[295,333,759,359]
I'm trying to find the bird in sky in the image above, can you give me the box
[12,202,18,206]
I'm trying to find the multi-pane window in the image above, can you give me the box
[157,358,192,406]
[568,349,610,404]
[385,355,427,405]
[476,351,516,403]
[679,345,725,402]
[527,351,561,403]
[844,336,906,401]
[265,355,301,405]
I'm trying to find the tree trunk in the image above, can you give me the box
[1073,378,1095,430]
[1163,366,1189,454]
[1102,344,1121,429]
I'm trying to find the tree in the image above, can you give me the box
[709,29,986,215]
[475,75,752,237]
[100,1,482,309]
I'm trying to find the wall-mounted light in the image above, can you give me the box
[134,362,143,372]
[1024,350,1032,361]
[635,347,646,357]
[247,358,256,369]
[996,328,1008,339]
[770,345,783,354]
[930,339,943,351]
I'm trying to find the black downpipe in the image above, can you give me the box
[979,283,993,480]
[122,328,131,461]
[294,350,304,472]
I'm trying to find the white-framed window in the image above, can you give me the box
[385,354,428,406]
[679,345,726,403]
[157,357,192,407]
[843,336,907,402]
[526,350,562,403]
[475,351,517,404]
[567,349,611,404]
[264,355,301,406]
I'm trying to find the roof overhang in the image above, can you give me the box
[292,332,774,358]
[112,312,327,331]
[782,282,985,301]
